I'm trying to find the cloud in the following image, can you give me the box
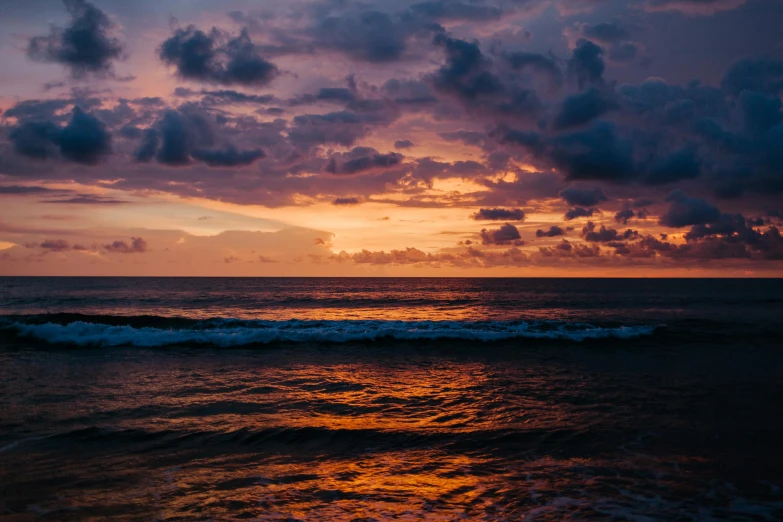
[134,129,158,162]
[643,146,702,185]
[310,11,418,63]
[0,186,63,195]
[581,221,638,242]
[26,0,124,78]
[553,87,617,129]
[394,139,415,149]
[330,245,530,268]
[154,110,195,165]
[288,111,393,149]
[9,106,111,164]
[191,145,265,167]
[505,52,563,87]
[568,39,605,88]
[43,195,129,204]
[643,0,747,15]
[432,34,503,102]
[721,58,783,96]
[660,190,721,227]
[550,122,634,182]
[615,209,635,224]
[159,26,278,86]
[471,208,526,221]
[39,239,71,251]
[559,187,607,207]
[104,237,147,253]
[539,239,600,258]
[332,197,360,205]
[409,1,502,21]
[325,147,403,175]
[480,223,524,245]
[564,207,599,220]
[536,226,566,238]
[58,106,112,164]
[579,21,631,43]
[289,88,357,107]
[197,89,279,105]
[9,121,62,160]
[145,108,256,168]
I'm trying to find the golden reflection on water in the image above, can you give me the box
[4,346,777,521]
[122,360,573,435]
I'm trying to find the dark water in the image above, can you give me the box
[1,278,782,520]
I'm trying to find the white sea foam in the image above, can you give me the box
[2,319,657,347]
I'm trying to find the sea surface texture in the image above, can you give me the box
[1,277,782,521]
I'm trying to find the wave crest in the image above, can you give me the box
[0,317,657,347]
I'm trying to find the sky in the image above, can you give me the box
[0,0,782,276]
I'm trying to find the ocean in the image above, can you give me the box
[1,277,782,520]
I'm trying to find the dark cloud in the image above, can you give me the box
[409,1,502,21]
[471,208,526,221]
[149,108,253,167]
[394,139,415,149]
[615,216,783,261]
[9,121,61,159]
[564,207,599,220]
[289,88,358,107]
[199,90,278,105]
[0,185,62,195]
[559,186,607,207]
[644,0,749,15]
[738,90,782,133]
[721,58,783,96]
[289,111,393,149]
[505,52,563,87]
[579,22,630,43]
[159,26,278,86]
[553,87,617,129]
[608,42,640,63]
[660,190,721,227]
[581,221,638,242]
[58,107,112,164]
[568,39,605,88]
[480,223,524,245]
[615,209,635,224]
[440,130,487,146]
[536,225,566,238]
[155,111,193,165]
[10,106,111,164]
[191,145,265,167]
[432,34,502,102]
[643,146,702,185]
[570,22,642,65]
[39,239,71,251]
[325,147,403,175]
[42,194,129,204]
[310,11,428,63]
[4,99,74,121]
[539,239,600,258]
[104,237,147,253]
[26,0,124,78]
[134,129,158,162]
[332,197,360,205]
[550,122,634,182]
[382,79,438,106]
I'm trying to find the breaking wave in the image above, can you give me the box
[0,315,657,347]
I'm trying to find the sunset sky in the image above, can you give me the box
[1,0,782,276]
